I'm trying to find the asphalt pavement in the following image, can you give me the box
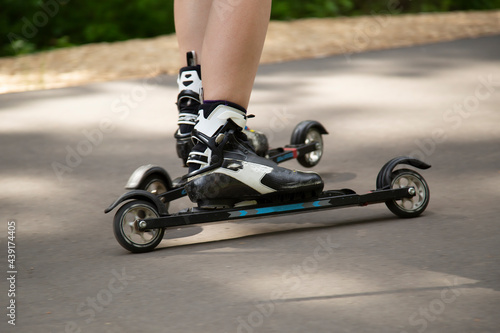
[1,35,500,333]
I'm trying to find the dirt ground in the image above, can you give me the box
[1,10,499,94]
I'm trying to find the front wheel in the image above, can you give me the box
[386,169,430,218]
[290,121,327,168]
[137,173,170,210]
[113,200,164,253]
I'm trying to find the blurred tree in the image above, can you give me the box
[1,0,175,56]
[1,0,500,57]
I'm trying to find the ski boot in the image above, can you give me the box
[185,101,324,208]
[174,51,269,165]
[174,51,202,166]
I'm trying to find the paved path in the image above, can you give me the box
[1,35,499,333]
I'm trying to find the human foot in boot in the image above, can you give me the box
[185,101,324,208]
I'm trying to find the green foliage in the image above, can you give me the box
[271,0,355,19]
[1,0,500,57]
[271,0,500,18]
[1,0,175,57]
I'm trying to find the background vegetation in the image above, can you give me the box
[1,0,500,57]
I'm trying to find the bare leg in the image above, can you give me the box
[201,0,272,109]
[175,0,271,108]
[174,0,323,204]
[174,0,213,65]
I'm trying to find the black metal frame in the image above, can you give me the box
[105,156,431,218]
[105,156,431,254]
[139,187,416,230]
[266,142,318,164]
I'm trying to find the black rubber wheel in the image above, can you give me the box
[113,200,164,253]
[290,121,325,168]
[386,169,430,218]
[137,173,170,209]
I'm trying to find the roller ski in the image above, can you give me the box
[104,52,431,253]
[105,103,431,253]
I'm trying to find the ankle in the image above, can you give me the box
[186,101,248,173]
[193,101,247,141]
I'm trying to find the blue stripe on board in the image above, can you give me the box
[255,203,305,215]
[277,152,294,163]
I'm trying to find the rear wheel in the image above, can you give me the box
[113,200,164,253]
[290,121,326,168]
[386,169,430,218]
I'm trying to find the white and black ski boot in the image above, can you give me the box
[174,52,202,166]
[185,101,324,208]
